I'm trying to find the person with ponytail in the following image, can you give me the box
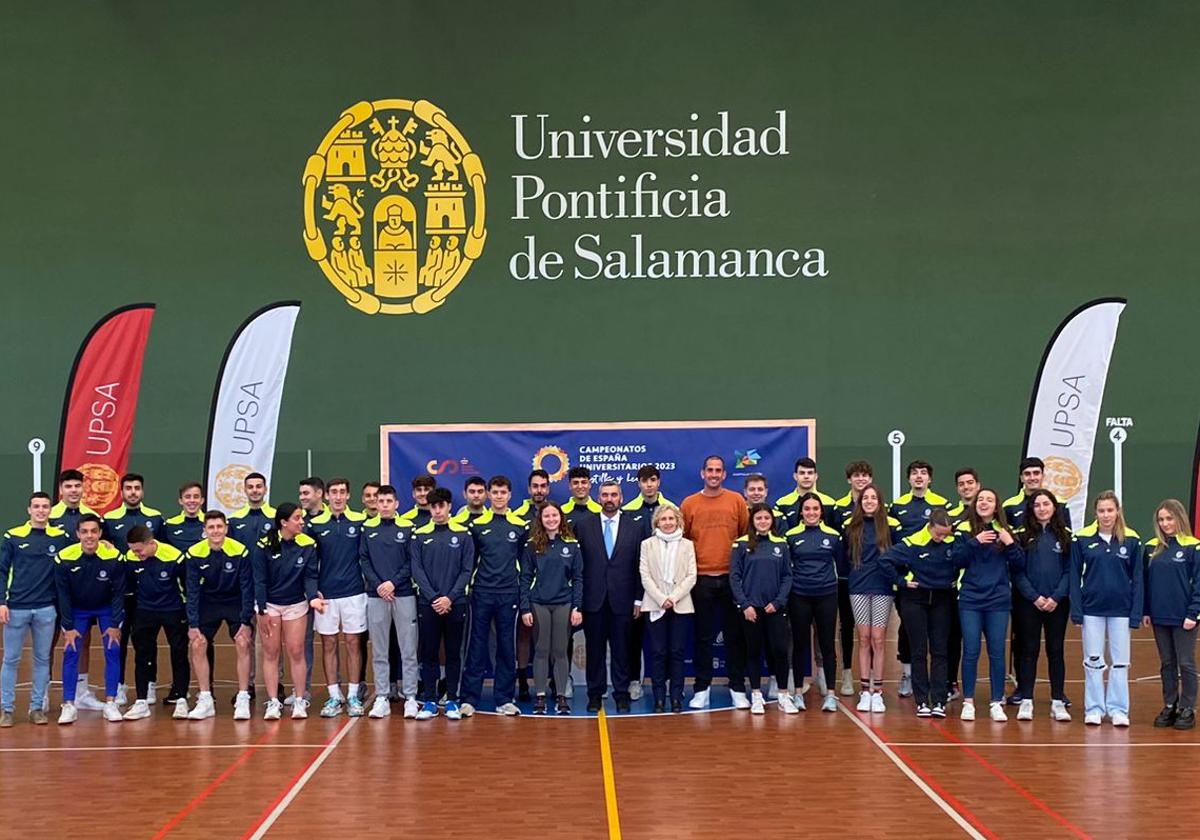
[252,502,323,721]
[1142,499,1199,730]
[1012,489,1072,723]
[951,488,1023,722]
[638,504,697,713]
[844,485,900,713]
[1070,491,1142,727]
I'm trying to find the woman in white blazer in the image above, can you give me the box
[639,504,697,713]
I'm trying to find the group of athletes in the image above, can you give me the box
[0,454,1196,732]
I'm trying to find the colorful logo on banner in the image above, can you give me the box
[302,99,487,316]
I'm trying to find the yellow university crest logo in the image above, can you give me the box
[302,99,486,316]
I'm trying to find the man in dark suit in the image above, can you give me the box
[575,480,647,713]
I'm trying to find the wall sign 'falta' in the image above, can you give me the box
[302,99,487,316]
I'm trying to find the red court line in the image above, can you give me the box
[240,717,355,840]
[929,721,1094,840]
[151,729,279,839]
[854,711,1000,840]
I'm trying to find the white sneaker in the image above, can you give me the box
[961,701,976,721]
[840,669,855,697]
[688,688,711,709]
[1051,700,1072,722]
[1017,699,1034,721]
[628,681,643,701]
[233,693,251,721]
[102,701,123,723]
[1084,710,1102,726]
[793,691,807,712]
[320,697,344,718]
[369,696,391,718]
[730,690,751,710]
[172,698,190,719]
[871,692,886,713]
[264,698,283,720]
[58,703,77,725]
[123,700,151,720]
[800,677,812,695]
[814,669,827,696]
[750,691,765,714]
[778,693,798,714]
[857,691,872,712]
[497,702,521,716]
[458,702,475,718]
[283,694,296,706]
[75,691,105,712]
[147,682,157,705]
[898,672,913,697]
[115,684,128,706]
[291,697,309,719]
[403,698,419,719]
[822,693,838,713]
[188,695,215,720]
[1111,711,1130,727]
[989,701,1008,722]
[766,677,779,700]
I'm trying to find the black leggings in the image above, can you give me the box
[1012,595,1068,700]
[132,608,189,700]
[789,592,838,690]
[837,579,854,666]
[742,607,789,692]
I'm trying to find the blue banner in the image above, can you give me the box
[381,419,815,504]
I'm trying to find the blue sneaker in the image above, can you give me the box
[444,701,461,720]
[415,701,438,721]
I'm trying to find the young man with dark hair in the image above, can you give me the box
[299,476,328,522]
[622,465,671,700]
[833,461,874,529]
[832,460,874,695]
[360,485,419,719]
[453,476,488,524]
[49,469,101,710]
[0,492,70,727]
[742,474,787,534]
[948,467,980,527]
[163,482,206,550]
[124,525,190,720]
[775,457,836,530]
[55,514,124,724]
[228,471,274,704]
[1003,457,1073,529]
[460,475,529,717]
[184,510,254,720]
[562,467,601,531]
[411,487,474,720]
[307,477,368,718]
[403,474,437,527]
[513,469,551,521]
[360,481,381,519]
[104,473,164,706]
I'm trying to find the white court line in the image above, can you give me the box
[887,741,1200,748]
[245,716,359,840]
[838,702,986,839]
[0,743,326,753]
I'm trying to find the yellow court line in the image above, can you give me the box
[596,709,623,840]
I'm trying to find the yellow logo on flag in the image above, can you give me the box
[302,99,486,316]
[1043,456,1084,501]
[214,464,253,511]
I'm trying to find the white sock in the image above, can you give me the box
[902,663,912,677]
[328,684,344,701]
[348,682,360,699]
[77,674,89,694]
[198,691,212,701]
[236,690,249,700]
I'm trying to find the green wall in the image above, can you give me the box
[2,2,1197,529]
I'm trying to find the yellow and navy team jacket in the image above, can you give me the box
[228,504,276,544]
[888,490,952,539]
[621,494,669,539]
[125,541,186,612]
[49,502,97,544]
[103,503,165,554]
[1143,536,1200,626]
[252,533,319,611]
[512,497,546,521]
[55,543,125,629]
[1012,527,1070,604]
[832,492,858,532]
[774,488,837,531]
[946,500,970,528]
[562,497,602,532]
[451,505,488,525]
[1003,491,1073,530]
[1069,523,1142,626]
[306,509,367,599]
[359,514,415,598]
[410,521,474,605]
[467,509,529,593]
[846,516,902,596]
[883,525,957,590]
[184,538,253,627]
[400,506,431,528]
[951,521,1025,612]
[0,522,70,609]
[730,533,792,610]
[784,522,843,597]
[519,535,582,612]
[163,512,206,551]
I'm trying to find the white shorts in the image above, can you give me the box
[265,601,309,621]
[314,593,369,635]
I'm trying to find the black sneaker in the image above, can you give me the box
[532,695,547,715]
[653,700,666,713]
[916,704,932,718]
[1174,708,1195,730]
[671,698,683,713]
[556,695,572,715]
[931,703,947,718]
[1005,692,1023,706]
[1154,706,1178,728]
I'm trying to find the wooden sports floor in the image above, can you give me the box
[0,625,1190,839]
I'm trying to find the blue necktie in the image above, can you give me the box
[604,517,615,558]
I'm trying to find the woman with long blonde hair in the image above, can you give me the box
[1142,499,1199,730]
